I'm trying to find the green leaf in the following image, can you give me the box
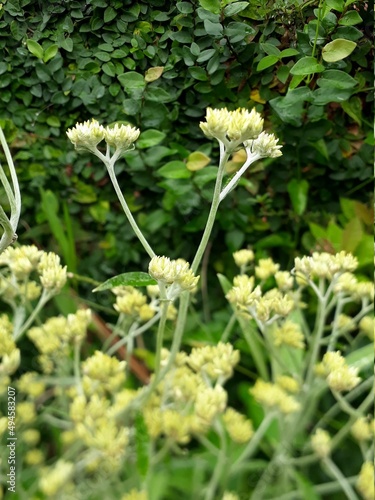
[322,38,356,62]
[104,6,117,23]
[43,44,58,63]
[280,48,300,58]
[93,272,157,292]
[317,69,357,89]
[26,39,44,59]
[217,273,233,295]
[290,56,325,76]
[46,116,61,127]
[346,344,373,372]
[341,96,362,125]
[61,38,74,52]
[198,0,221,14]
[338,10,362,26]
[326,0,344,12]
[269,87,313,126]
[118,72,146,92]
[193,167,219,189]
[257,55,279,71]
[287,179,309,215]
[134,413,150,479]
[188,66,209,81]
[145,66,164,83]
[223,1,249,16]
[158,161,191,179]
[203,19,223,37]
[137,130,166,149]
[186,151,211,171]
[341,217,363,253]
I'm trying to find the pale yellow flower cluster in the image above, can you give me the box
[17,372,45,398]
[273,320,305,349]
[222,493,240,500]
[68,393,130,470]
[187,342,240,382]
[311,429,331,459]
[148,256,199,298]
[226,274,294,324]
[81,350,126,396]
[356,462,375,500]
[66,119,140,154]
[359,316,374,340]
[27,310,91,373]
[0,318,20,381]
[233,248,254,267]
[113,286,155,322]
[38,252,67,292]
[143,343,248,445]
[200,107,263,144]
[334,272,374,301]
[223,407,254,443]
[121,489,148,500]
[244,131,283,158]
[0,245,66,302]
[294,251,358,281]
[39,460,74,497]
[351,417,374,442]
[250,379,300,414]
[316,351,361,392]
[255,258,280,281]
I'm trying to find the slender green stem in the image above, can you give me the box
[205,420,227,500]
[275,476,358,500]
[332,390,361,418]
[105,159,155,259]
[219,151,260,202]
[0,125,21,229]
[154,299,169,378]
[232,412,276,471]
[13,289,52,340]
[220,313,237,342]
[74,341,83,396]
[322,457,359,500]
[305,294,328,387]
[106,312,161,356]
[0,205,15,254]
[191,141,229,274]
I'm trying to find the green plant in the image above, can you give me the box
[0,107,373,499]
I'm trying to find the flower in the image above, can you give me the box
[66,119,105,150]
[105,123,140,151]
[200,107,264,146]
[245,131,283,158]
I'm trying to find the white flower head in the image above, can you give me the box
[245,131,283,158]
[66,119,105,151]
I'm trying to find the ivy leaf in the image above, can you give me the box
[93,272,157,292]
[26,39,44,59]
[322,38,356,62]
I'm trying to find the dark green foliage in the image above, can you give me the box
[0,0,373,287]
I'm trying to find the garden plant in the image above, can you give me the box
[0,0,374,499]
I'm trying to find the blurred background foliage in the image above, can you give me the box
[0,0,373,302]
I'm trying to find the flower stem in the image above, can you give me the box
[191,141,229,274]
[105,159,155,260]
[205,421,227,500]
[322,457,359,500]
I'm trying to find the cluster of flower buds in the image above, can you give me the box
[315,351,361,392]
[148,256,199,299]
[250,378,301,414]
[200,107,282,157]
[294,251,358,281]
[66,119,140,156]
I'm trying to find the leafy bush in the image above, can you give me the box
[0,0,373,289]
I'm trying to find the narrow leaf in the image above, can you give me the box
[93,272,157,292]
